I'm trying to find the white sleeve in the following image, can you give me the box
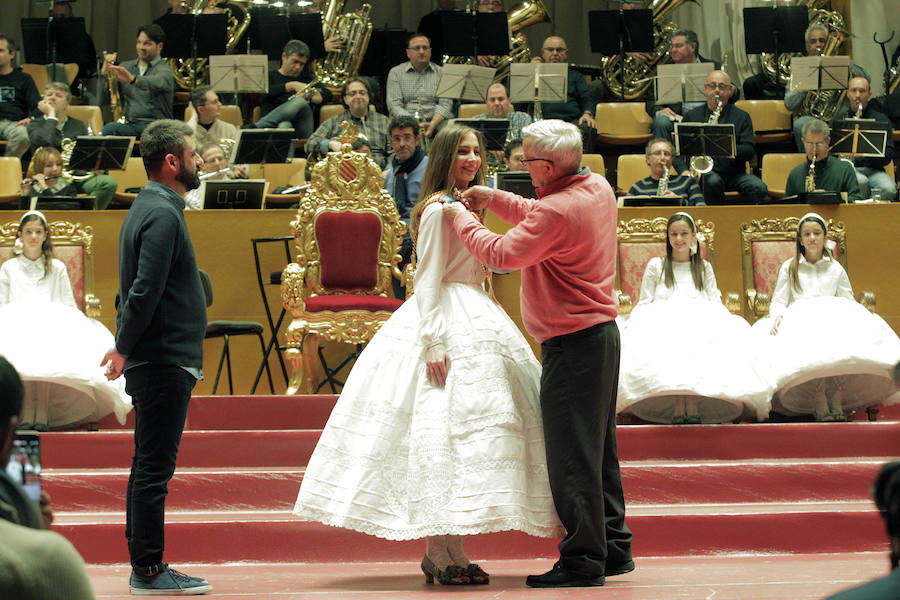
[0,263,10,304]
[834,263,854,300]
[51,260,77,309]
[636,257,661,306]
[702,260,722,303]
[769,260,792,318]
[413,202,449,348]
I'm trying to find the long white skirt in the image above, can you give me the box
[293,282,563,540]
[617,299,774,423]
[0,301,131,428]
[754,296,900,415]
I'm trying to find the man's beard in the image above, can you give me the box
[176,161,201,191]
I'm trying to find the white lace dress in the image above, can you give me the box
[617,257,774,423]
[0,255,131,427]
[753,256,900,415]
[293,200,563,540]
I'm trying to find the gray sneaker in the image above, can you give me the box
[129,564,212,596]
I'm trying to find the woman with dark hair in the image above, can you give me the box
[617,212,772,424]
[0,211,130,430]
[756,213,900,421]
[293,123,561,585]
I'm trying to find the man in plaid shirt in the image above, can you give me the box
[386,33,454,141]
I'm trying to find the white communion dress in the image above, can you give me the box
[754,256,900,415]
[617,257,773,423]
[0,254,131,428]
[293,200,563,540]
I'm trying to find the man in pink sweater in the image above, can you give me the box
[443,119,633,588]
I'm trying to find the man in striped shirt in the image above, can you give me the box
[627,138,704,205]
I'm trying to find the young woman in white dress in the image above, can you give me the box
[0,211,130,429]
[617,212,772,424]
[293,124,561,585]
[756,213,900,421]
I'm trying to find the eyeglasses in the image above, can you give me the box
[521,157,553,164]
[649,150,672,156]
[542,47,567,53]
[802,140,828,147]
[705,82,732,90]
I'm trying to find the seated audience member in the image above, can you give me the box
[305,77,390,167]
[784,119,863,202]
[0,210,131,429]
[184,141,248,211]
[617,212,772,424]
[20,147,79,202]
[470,82,532,167]
[0,34,39,159]
[256,40,332,139]
[784,22,868,151]
[831,74,896,201]
[628,138,703,205]
[827,461,900,598]
[0,355,95,600]
[100,24,174,137]
[386,34,454,140]
[649,29,720,142]
[673,70,767,204]
[189,86,240,150]
[384,116,428,299]
[530,36,596,131]
[26,82,117,209]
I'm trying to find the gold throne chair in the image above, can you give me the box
[281,125,406,394]
[615,217,740,316]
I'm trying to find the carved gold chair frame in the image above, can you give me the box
[0,220,101,318]
[281,130,405,394]
[615,217,740,316]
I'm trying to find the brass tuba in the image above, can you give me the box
[169,0,252,90]
[797,9,850,121]
[443,0,550,84]
[309,1,373,95]
[760,0,831,87]
[600,0,700,101]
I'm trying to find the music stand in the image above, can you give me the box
[441,11,510,61]
[455,118,510,151]
[20,17,94,83]
[675,122,735,158]
[233,129,293,165]
[436,65,496,103]
[154,13,227,88]
[496,171,536,200]
[743,5,807,88]
[779,191,843,204]
[21,195,96,211]
[831,119,889,158]
[360,28,410,82]
[621,195,684,207]
[656,63,714,106]
[510,63,568,108]
[789,56,850,93]
[202,179,269,209]
[209,55,269,94]
[67,136,134,172]
[588,8,654,102]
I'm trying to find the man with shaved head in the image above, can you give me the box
[674,70,767,204]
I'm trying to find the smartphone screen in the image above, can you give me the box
[6,431,41,502]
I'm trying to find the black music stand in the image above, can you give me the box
[360,28,410,82]
[154,13,227,88]
[20,17,94,83]
[455,118,510,151]
[20,195,96,210]
[442,11,510,62]
[779,191,843,204]
[67,136,134,172]
[588,8,653,102]
[831,119,890,158]
[743,5,807,90]
[621,195,683,207]
[674,123,736,159]
[201,179,268,209]
[233,129,293,165]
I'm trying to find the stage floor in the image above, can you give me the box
[87,553,888,599]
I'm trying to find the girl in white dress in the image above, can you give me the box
[617,212,772,424]
[0,211,130,429]
[756,213,900,421]
[293,124,561,585]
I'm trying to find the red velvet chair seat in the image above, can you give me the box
[305,294,403,313]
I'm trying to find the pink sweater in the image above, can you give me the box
[451,169,618,342]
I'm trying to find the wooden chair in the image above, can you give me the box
[581,153,605,177]
[734,100,793,145]
[319,104,345,123]
[0,157,23,207]
[109,157,148,207]
[615,216,740,316]
[616,154,677,196]
[281,144,406,394]
[459,103,487,119]
[595,102,653,146]
[67,105,103,135]
[760,153,806,200]
[184,104,244,128]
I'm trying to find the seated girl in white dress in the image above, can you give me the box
[0,211,131,429]
[293,124,562,585]
[617,212,773,424]
[756,212,900,421]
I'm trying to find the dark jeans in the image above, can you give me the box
[124,364,196,568]
[101,119,153,137]
[702,171,768,205]
[540,321,632,576]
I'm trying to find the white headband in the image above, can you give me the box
[798,212,827,233]
[672,211,696,230]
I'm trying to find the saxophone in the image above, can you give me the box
[169,0,251,90]
[305,1,373,96]
[805,153,816,192]
[797,9,850,121]
[103,51,124,123]
[689,94,721,176]
[656,162,670,195]
[600,0,700,101]
[853,101,863,119]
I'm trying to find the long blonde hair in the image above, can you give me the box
[408,123,486,243]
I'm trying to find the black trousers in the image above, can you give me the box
[540,321,632,576]
[124,364,196,568]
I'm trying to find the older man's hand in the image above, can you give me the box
[442,200,468,219]
[459,185,494,210]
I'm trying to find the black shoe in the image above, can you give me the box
[129,564,212,595]
[606,559,635,576]
[525,562,605,588]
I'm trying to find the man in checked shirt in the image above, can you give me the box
[386,33,454,141]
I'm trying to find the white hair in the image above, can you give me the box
[522,119,582,173]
